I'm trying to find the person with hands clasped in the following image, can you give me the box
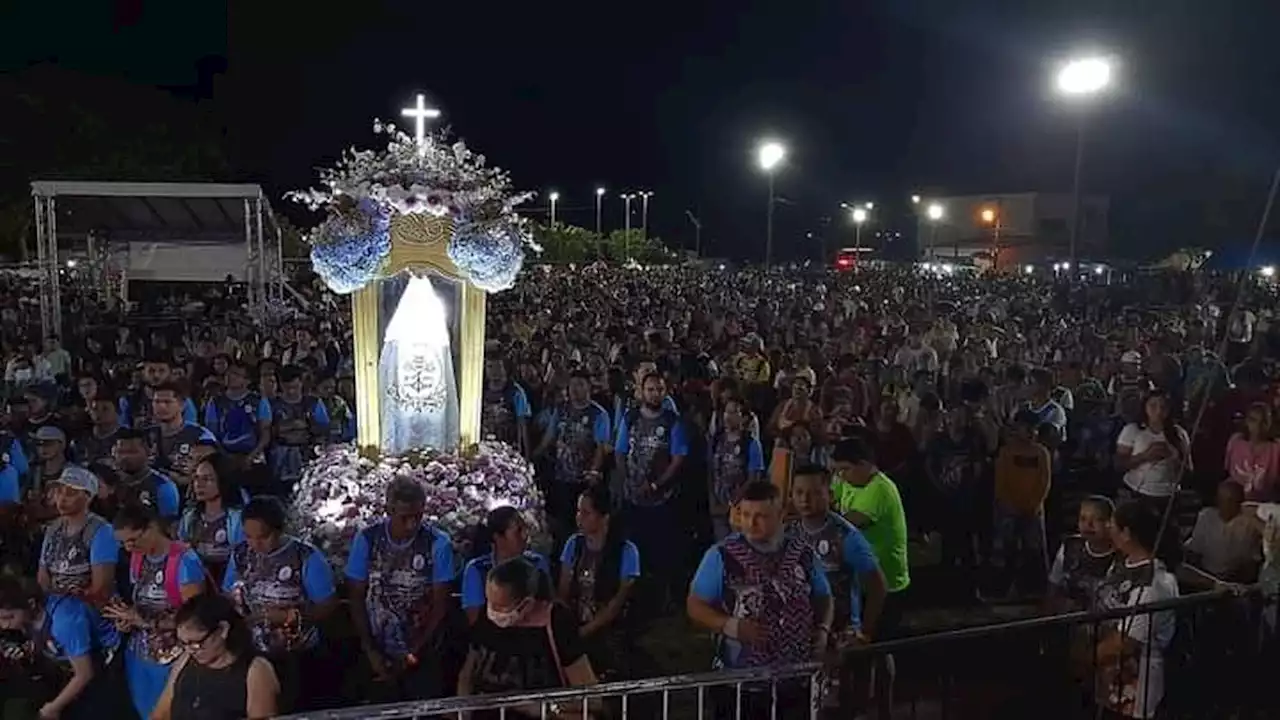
[106,503,207,719]
[346,478,457,703]
[221,497,337,714]
[687,480,833,720]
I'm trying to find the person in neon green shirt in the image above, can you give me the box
[830,436,910,720]
[831,440,910,595]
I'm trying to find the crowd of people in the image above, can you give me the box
[0,263,1278,719]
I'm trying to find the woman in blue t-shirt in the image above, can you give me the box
[556,485,641,680]
[460,506,552,625]
[104,504,207,719]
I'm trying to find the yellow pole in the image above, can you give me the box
[351,283,382,454]
[458,282,486,447]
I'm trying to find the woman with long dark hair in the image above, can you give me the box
[556,485,640,680]
[460,506,552,626]
[177,453,245,586]
[151,593,280,720]
[1116,391,1191,515]
[458,557,599,719]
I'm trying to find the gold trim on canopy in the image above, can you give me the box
[352,214,486,454]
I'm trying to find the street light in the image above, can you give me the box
[549,191,560,227]
[864,202,874,210]
[980,206,1001,268]
[851,206,868,263]
[1056,54,1114,268]
[594,187,605,235]
[638,191,654,240]
[911,194,921,205]
[924,202,944,260]
[621,193,636,260]
[757,140,786,267]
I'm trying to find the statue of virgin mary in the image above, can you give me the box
[378,274,460,453]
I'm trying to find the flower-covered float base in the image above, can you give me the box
[290,442,546,573]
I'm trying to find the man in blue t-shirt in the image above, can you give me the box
[0,576,123,718]
[345,478,456,702]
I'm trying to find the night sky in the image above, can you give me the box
[3,0,1279,260]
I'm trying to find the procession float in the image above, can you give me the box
[286,95,546,569]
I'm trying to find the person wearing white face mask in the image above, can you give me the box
[457,557,599,719]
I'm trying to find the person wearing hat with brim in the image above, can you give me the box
[37,466,120,607]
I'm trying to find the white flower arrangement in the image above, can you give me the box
[290,442,547,572]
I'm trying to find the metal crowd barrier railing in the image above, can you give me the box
[279,586,1279,720]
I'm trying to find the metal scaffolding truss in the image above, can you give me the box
[30,181,284,338]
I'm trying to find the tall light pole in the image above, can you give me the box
[926,202,945,259]
[638,191,654,240]
[1056,54,1114,267]
[594,187,605,235]
[621,193,635,260]
[851,206,868,265]
[685,210,702,257]
[548,191,560,227]
[756,140,786,266]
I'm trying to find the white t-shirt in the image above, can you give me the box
[1117,424,1189,498]
[892,345,939,374]
[1103,560,1179,719]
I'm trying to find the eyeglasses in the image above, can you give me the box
[178,627,216,651]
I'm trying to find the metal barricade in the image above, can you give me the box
[280,662,823,720]
[279,587,1279,720]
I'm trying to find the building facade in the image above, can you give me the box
[919,192,1108,270]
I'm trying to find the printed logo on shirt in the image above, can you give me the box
[278,566,293,582]
[412,554,425,571]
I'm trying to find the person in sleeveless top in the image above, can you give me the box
[458,557,599,720]
[151,593,279,720]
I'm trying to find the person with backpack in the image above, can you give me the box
[104,503,208,719]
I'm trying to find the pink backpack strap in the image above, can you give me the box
[164,542,190,608]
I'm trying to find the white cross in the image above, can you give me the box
[400,93,441,153]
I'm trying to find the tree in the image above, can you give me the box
[529,222,679,265]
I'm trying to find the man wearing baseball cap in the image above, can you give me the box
[38,465,119,606]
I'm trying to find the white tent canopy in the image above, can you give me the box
[30,180,284,337]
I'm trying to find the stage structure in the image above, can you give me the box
[30,181,284,337]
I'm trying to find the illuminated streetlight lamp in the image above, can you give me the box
[594,187,605,235]
[924,203,944,260]
[980,206,1002,269]
[548,191,560,227]
[864,201,874,210]
[620,193,636,260]
[1056,54,1115,267]
[757,140,787,266]
[851,206,868,262]
[911,194,921,205]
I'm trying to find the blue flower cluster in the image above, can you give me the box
[447,224,525,293]
[310,199,393,294]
